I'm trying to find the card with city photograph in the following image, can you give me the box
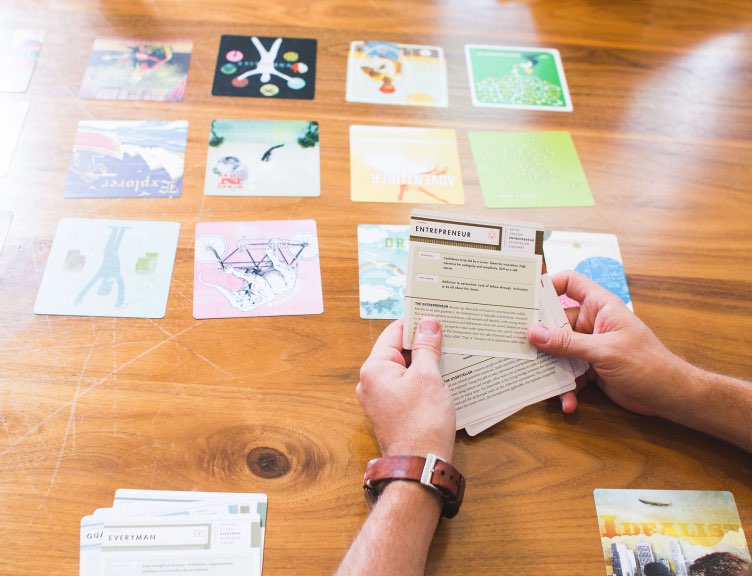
[350,125,464,204]
[79,38,192,101]
[465,45,572,111]
[204,120,319,197]
[357,224,408,319]
[65,120,187,198]
[212,35,316,100]
[594,489,750,576]
[346,40,448,107]
[34,218,180,318]
[193,220,323,319]
[0,29,45,92]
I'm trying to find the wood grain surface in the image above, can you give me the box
[0,1,750,574]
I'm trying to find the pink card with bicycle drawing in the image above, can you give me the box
[193,220,323,319]
[349,125,464,204]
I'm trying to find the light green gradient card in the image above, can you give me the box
[469,131,594,208]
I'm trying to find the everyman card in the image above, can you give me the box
[34,218,179,318]
[194,220,323,319]
[346,40,448,107]
[65,120,187,198]
[212,35,316,100]
[350,125,464,204]
[465,45,572,111]
[204,120,319,197]
[80,38,192,101]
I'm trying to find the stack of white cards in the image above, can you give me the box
[80,489,267,576]
[403,211,588,436]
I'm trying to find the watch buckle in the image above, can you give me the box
[419,452,444,496]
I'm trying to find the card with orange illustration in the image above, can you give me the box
[349,125,464,204]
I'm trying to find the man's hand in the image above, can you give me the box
[357,317,456,461]
[528,271,690,418]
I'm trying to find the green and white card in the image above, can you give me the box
[469,131,593,208]
[465,45,572,111]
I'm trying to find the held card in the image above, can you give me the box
[357,224,409,319]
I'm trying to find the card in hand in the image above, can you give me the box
[204,120,319,197]
[0,30,45,92]
[212,35,316,100]
[357,224,408,319]
[65,120,187,198]
[194,220,323,319]
[80,38,192,101]
[34,218,180,318]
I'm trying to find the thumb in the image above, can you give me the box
[528,323,597,363]
[409,317,443,374]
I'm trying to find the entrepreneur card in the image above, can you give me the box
[193,220,323,319]
[204,120,319,197]
[80,37,192,101]
[358,224,408,319]
[594,489,750,576]
[346,40,448,107]
[350,125,464,204]
[34,218,180,318]
[465,45,572,111]
[64,120,187,198]
[212,35,316,100]
[0,30,45,92]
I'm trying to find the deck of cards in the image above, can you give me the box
[80,489,268,576]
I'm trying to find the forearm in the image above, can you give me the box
[660,359,752,453]
[334,482,442,576]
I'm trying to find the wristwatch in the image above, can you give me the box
[363,453,465,518]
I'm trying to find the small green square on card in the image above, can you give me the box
[469,131,594,208]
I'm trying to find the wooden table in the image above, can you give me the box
[1,1,750,573]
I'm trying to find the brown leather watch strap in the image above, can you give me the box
[363,454,465,518]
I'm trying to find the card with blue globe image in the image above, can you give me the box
[212,35,316,100]
[357,225,408,319]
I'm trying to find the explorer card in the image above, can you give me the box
[469,131,593,208]
[205,120,319,197]
[594,489,750,576]
[358,224,408,319]
[194,220,323,319]
[465,45,572,111]
[34,218,179,318]
[350,125,464,204]
[212,35,316,100]
[346,40,448,107]
[79,38,192,101]
[65,120,187,198]
[0,30,45,92]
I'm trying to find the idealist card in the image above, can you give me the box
[80,38,192,101]
[204,120,319,197]
[194,220,323,319]
[65,120,187,199]
[212,35,316,100]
